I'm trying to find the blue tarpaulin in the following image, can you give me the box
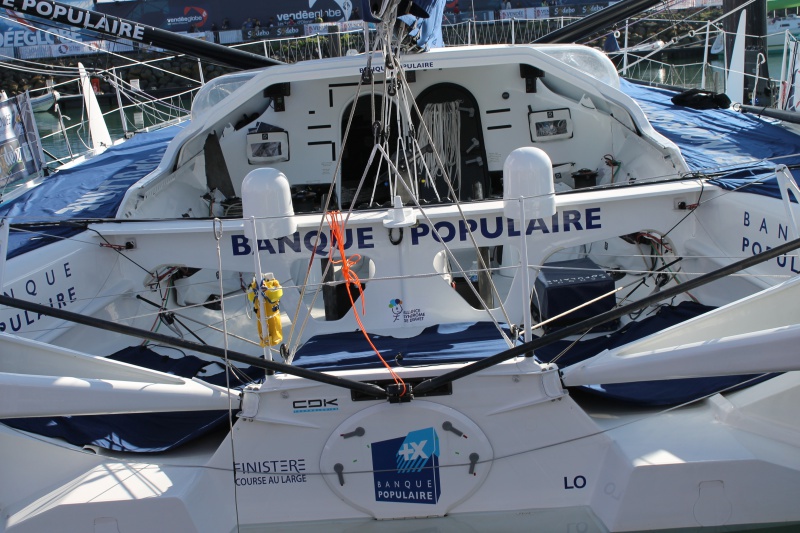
[292,321,516,371]
[0,124,182,259]
[621,79,800,199]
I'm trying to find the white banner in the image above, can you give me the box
[304,20,365,34]
[338,20,367,32]
[499,8,526,20]
[0,28,84,48]
[532,7,550,19]
[304,22,331,35]
[669,0,722,7]
[0,100,16,145]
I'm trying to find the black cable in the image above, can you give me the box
[55,221,153,276]
[137,294,208,346]
[0,293,387,398]
[415,235,800,395]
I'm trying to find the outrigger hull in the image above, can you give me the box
[2,359,800,532]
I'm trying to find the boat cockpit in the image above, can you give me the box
[118,44,687,220]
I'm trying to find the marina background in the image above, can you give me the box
[33,51,786,164]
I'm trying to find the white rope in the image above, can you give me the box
[418,101,461,194]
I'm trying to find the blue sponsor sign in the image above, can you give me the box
[371,427,441,504]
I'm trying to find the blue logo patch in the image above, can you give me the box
[371,427,441,504]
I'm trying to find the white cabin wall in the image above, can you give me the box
[121,48,686,224]
[215,73,354,198]
[205,61,632,202]
[611,126,681,184]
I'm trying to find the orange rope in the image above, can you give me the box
[327,211,406,396]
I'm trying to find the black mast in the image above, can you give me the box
[534,0,663,44]
[2,0,280,70]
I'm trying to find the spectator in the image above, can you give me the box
[350,7,360,20]
[268,16,275,27]
[288,15,296,26]
[503,0,511,9]
[188,23,197,33]
[315,15,324,23]
[221,17,229,30]
[211,22,219,43]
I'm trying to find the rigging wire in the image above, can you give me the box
[215,218,243,533]
[616,0,758,73]
[0,11,215,83]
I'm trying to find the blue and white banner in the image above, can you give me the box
[0,93,42,189]
[0,1,91,47]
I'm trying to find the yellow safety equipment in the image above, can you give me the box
[247,276,283,347]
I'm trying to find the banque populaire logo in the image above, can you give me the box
[371,427,441,504]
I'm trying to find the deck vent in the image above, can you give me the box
[520,64,545,93]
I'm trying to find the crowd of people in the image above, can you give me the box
[202,6,363,35]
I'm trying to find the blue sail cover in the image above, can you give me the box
[621,79,800,198]
[0,124,182,259]
[398,0,446,50]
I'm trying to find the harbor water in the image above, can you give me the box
[35,93,191,165]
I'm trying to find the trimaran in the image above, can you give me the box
[2,0,800,531]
